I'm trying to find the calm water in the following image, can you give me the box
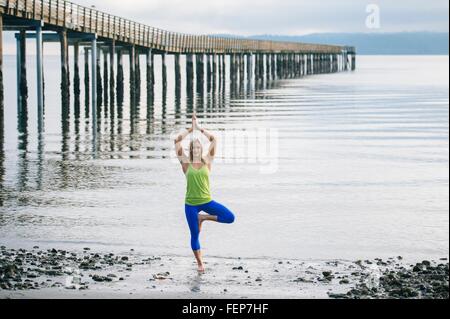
[0,55,448,262]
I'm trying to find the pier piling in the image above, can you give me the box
[96,46,102,108]
[36,22,44,131]
[146,48,153,105]
[196,54,204,92]
[174,53,181,90]
[59,29,70,107]
[129,45,135,106]
[91,37,97,122]
[73,42,80,105]
[84,47,90,111]
[103,48,108,109]
[162,52,167,92]
[186,54,194,92]
[116,49,124,106]
[135,50,141,103]
[212,53,217,91]
[246,53,252,83]
[17,30,28,111]
[265,54,270,80]
[109,41,115,107]
[206,54,212,91]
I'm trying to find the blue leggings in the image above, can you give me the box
[185,200,235,251]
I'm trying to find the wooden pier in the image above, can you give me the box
[0,0,356,134]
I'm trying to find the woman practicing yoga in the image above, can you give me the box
[174,113,236,273]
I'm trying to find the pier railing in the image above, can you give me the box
[0,0,352,54]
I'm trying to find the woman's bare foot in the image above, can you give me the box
[193,250,205,273]
[197,263,205,273]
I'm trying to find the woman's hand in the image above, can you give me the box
[192,112,200,131]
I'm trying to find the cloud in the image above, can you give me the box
[71,0,449,35]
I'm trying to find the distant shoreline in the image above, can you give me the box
[218,32,450,56]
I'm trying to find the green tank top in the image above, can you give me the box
[185,163,212,206]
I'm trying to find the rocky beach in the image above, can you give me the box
[0,245,448,299]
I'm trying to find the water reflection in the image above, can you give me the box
[188,273,204,293]
[17,92,29,198]
[174,76,182,126]
[2,53,284,207]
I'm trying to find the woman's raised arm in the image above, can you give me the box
[174,127,192,166]
[201,128,216,160]
[192,113,216,162]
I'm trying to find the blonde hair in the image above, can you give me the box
[189,139,206,164]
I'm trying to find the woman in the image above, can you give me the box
[174,114,236,273]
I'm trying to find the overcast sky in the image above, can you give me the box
[72,0,449,35]
[2,0,448,54]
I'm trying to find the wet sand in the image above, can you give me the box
[0,246,448,299]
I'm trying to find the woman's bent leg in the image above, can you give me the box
[201,200,236,224]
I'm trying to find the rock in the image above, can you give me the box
[293,277,312,283]
[45,269,63,276]
[328,293,349,299]
[413,264,424,272]
[152,272,172,280]
[92,275,112,282]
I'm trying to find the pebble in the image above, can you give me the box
[92,275,113,282]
